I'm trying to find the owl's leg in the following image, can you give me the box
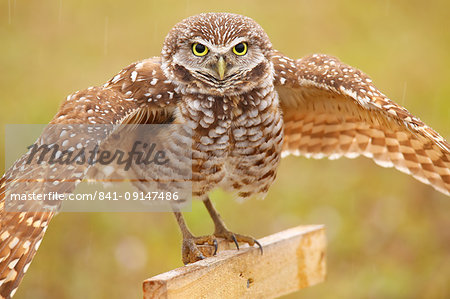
[203,197,263,254]
[173,210,218,264]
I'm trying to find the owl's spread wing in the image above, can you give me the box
[272,52,450,196]
[0,57,178,298]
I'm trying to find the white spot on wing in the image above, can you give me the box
[131,71,138,82]
[9,237,19,249]
[8,258,19,269]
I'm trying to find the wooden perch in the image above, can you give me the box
[143,225,326,299]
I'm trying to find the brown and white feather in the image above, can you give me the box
[0,58,178,298]
[273,52,450,195]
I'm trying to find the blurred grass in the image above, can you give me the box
[1,0,449,298]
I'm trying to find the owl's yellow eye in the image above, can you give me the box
[192,43,209,56]
[232,42,248,56]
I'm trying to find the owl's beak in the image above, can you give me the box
[216,56,226,80]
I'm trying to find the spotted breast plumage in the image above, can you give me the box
[1,12,449,298]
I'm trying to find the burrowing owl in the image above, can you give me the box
[1,12,449,298]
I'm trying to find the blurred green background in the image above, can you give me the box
[1,0,449,298]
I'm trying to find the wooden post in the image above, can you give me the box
[143,225,326,299]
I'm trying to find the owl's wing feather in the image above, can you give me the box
[0,57,178,298]
[273,52,449,196]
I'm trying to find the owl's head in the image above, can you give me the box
[161,13,274,96]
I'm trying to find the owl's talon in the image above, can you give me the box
[181,234,220,264]
[213,239,218,255]
[231,234,239,250]
[254,239,263,255]
[214,229,262,254]
[182,237,207,264]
